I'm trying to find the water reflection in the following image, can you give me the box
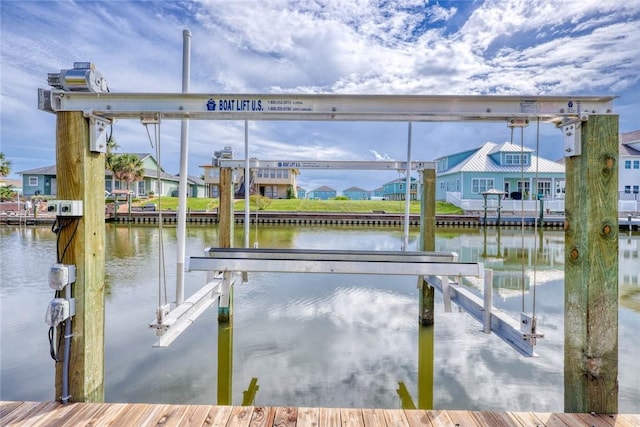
[0,225,638,412]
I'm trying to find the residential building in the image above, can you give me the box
[200,147,299,199]
[369,186,384,200]
[201,165,298,199]
[308,185,336,200]
[434,142,565,201]
[297,186,306,199]
[342,186,369,200]
[17,153,203,198]
[382,177,419,201]
[620,130,640,200]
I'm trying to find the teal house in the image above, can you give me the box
[382,177,418,201]
[308,185,336,200]
[342,186,369,200]
[18,153,205,199]
[435,142,565,201]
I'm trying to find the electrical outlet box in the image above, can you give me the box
[47,201,59,215]
[46,298,70,326]
[49,264,76,290]
[58,200,83,217]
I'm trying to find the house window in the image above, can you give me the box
[504,153,528,165]
[106,179,113,192]
[269,169,276,178]
[138,181,146,195]
[634,160,640,169]
[28,177,38,186]
[634,185,639,194]
[440,181,446,190]
[625,186,631,194]
[537,181,551,197]
[437,158,448,172]
[456,179,460,191]
[625,160,632,169]
[209,168,220,179]
[471,178,494,194]
[283,170,289,178]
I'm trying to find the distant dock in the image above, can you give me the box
[2,210,639,230]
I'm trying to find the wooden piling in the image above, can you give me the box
[564,115,618,413]
[218,167,234,322]
[55,111,105,402]
[419,169,436,325]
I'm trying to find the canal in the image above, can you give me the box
[0,224,638,412]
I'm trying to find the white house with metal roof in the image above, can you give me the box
[620,130,640,201]
[435,141,565,201]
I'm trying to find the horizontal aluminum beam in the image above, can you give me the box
[217,159,435,170]
[149,279,222,348]
[38,90,615,122]
[188,249,481,277]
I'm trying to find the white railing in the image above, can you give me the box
[445,192,640,215]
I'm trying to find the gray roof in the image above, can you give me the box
[487,141,534,155]
[343,186,367,192]
[440,142,564,175]
[620,130,640,156]
[16,165,57,175]
[311,185,336,192]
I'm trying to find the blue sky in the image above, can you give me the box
[1,0,639,192]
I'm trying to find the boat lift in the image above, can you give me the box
[39,69,615,356]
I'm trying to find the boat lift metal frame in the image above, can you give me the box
[181,248,541,356]
[39,90,613,353]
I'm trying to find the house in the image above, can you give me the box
[620,130,640,200]
[308,185,336,200]
[369,186,384,200]
[200,148,299,199]
[342,186,369,200]
[18,165,57,197]
[17,153,202,198]
[434,142,565,201]
[297,186,306,199]
[382,177,419,201]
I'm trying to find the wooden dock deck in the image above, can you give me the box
[2,401,639,427]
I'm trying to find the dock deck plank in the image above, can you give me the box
[296,407,319,427]
[1,402,638,427]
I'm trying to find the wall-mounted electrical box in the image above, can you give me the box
[49,264,76,290]
[59,200,83,216]
[563,121,582,157]
[46,200,83,216]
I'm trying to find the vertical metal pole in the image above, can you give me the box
[483,268,493,333]
[176,29,191,306]
[244,120,250,248]
[402,121,412,251]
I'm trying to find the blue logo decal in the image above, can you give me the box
[206,99,216,111]
[568,101,573,108]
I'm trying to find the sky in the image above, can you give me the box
[1,0,639,192]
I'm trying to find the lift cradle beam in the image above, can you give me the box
[186,248,540,356]
[38,90,615,123]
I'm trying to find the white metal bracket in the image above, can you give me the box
[84,113,111,153]
[560,114,589,157]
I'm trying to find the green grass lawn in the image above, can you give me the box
[142,197,463,215]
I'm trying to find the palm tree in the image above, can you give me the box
[105,137,120,173]
[0,152,11,178]
[111,154,145,191]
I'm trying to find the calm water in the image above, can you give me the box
[1,224,638,412]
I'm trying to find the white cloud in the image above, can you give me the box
[1,0,639,181]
